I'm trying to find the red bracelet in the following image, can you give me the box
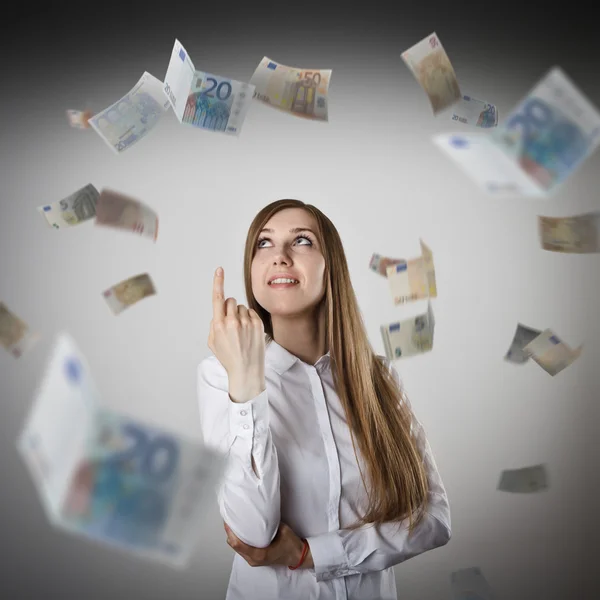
[288,539,309,570]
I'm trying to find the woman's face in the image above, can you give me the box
[251,208,326,318]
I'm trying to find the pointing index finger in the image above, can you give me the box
[213,267,225,321]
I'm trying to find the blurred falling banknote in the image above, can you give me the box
[504,322,542,364]
[95,189,159,242]
[37,184,99,229]
[369,253,406,277]
[381,301,435,360]
[16,332,226,567]
[433,67,600,196]
[103,273,156,315]
[401,32,461,115]
[451,567,496,600]
[538,211,600,253]
[0,302,40,358]
[451,94,498,128]
[386,240,437,305]
[523,328,582,376]
[497,464,548,493]
[249,56,331,121]
[66,109,93,129]
[88,72,170,154]
[163,38,254,135]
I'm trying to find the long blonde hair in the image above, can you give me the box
[243,199,429,533]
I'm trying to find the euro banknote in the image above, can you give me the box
[450,94,498,128]
[38,184,99,229]
[492,67,600,194]
[401,32,461,115]
[95,189,159,242]
[17,332,226,567]
[88,72,170,154]
[504,322,542,364]
[0,302,40,358]
[522,328,582,376]
[380,301,435,360]
[433,132,547,196]
[163,39,254,135]
[103,273,156,316]
[369,253,406,277]
[386,240,436,304]
[249,56,331,121]
[434,68,600,196]
[450,567,496,600]
[538,211,600,253]
[66,109,92,129]
[497,464,548,493]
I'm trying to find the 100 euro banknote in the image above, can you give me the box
[163,39,254,135]
[88,72,170,154]
[249,56,331,121]
[17,332,226,567]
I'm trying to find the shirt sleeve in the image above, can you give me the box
[305,360,451,582]
[197,356,281,548]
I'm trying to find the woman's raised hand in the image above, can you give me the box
[208,267,266,403]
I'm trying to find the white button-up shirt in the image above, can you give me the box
[197,340,451,600]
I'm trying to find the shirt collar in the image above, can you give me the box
[266,339,331,375]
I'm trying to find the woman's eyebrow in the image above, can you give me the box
[260,227,316,235]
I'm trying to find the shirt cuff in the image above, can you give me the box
[228,388,269,447]
[305,530,355,581]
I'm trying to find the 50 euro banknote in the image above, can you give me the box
[522,328,582,376]
[380,301,435,360]
[401,32,461,115]
[538,211,600,253]
[103,273,156,316]
[386,240,437,305]
[88,72,170,154]
[249,56,331,121]
[163,39,254,135]
[17,332,226,567]
[0,302,40,358]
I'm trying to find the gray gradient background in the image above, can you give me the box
[0,2,598,599]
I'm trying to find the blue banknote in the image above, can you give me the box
[88,72,170,154]
[163,39,254,136]
[18,333,226,567]
[492,67,600,193]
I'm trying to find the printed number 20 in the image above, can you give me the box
[111,423,179,483]
[202,77,232,101]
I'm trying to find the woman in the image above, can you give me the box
[197,199,451,600]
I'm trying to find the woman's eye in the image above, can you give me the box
[257,236,312,248]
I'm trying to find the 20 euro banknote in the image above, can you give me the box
[88,72,170,154]
[17,332,226,567]
[163,38,254,135]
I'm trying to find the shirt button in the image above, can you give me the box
[243,424,250,430]
[240,410,247,416]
